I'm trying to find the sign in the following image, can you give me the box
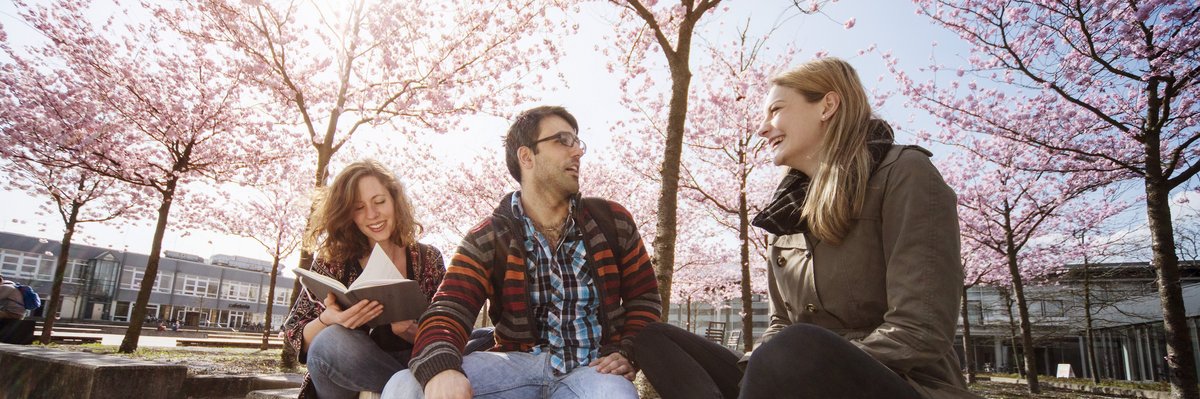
[1056,363,1075,378]
[228,303,250,309]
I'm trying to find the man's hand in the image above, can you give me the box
[390,319,419,342]
[321,294,382,329]
[424,369,472,399]
[589,352,636,381]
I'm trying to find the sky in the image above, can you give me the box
[1,0,1194,273]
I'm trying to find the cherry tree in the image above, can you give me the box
[207,159,309,354]
[939,137,1106,392]
[166,0,577,278]
[1,0,280,353]
[603,0,726,318]
[1059,197,1137,384]
[671,262,740,333]
[670,28,788,351]
[0,55,140,344]
[956,234,1008,384]
[900,1,1200,395]
[419,151,518,256]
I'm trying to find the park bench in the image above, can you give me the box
[726,330,742,350]
[704,321,726,344]
[177,339,282,349]
[49,335,102,345]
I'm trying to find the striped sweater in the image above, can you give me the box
[408,193,662,386]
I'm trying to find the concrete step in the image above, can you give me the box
[184,374,301,399]
[245,388,301,399]
[244,388,382,399]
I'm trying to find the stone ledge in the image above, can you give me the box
[184,373,302,398]
[0,343,187,399]
[245,387,301,399]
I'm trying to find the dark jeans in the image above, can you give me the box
[634,322,922,399]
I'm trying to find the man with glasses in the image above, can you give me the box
[383,106,661,399]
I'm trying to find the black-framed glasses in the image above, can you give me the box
[534,132,587,153]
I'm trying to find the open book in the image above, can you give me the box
[294,244,430,327]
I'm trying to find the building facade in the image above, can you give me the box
[0,231,294,330]
[959,261,1200,381]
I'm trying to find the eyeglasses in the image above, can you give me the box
[533,132,587,153]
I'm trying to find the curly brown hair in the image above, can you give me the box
[306,160,423,263]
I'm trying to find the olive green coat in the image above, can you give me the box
[762,146,978,399]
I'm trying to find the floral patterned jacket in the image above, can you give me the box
[281,242,445,399]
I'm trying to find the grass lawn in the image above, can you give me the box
[37,343,304,377]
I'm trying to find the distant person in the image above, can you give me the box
[382,106,661,399]
[280,160,492,399]
[157,321,166,332]
[0,274,25,320]
[632,58,977,398]
[171,320,180,332]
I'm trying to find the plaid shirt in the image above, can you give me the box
[511,192,603,375]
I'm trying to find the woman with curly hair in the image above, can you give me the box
[281,160,490,399]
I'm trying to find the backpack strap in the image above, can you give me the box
[581,198,625,263]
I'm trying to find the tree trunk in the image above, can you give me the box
[1083,258,1101,384]
[1145,173,1198,399]
[961,285,977,384]
[1006,246,1040,393]
[39,203,81,344]
[685,297,692,332]
[738,167,753,353]
[651,63,691,322]
[119,179,178,353]
[263,255,281,351]
[1002,288,1023,377]
[291,146,332,306]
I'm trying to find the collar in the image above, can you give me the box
[751,119,896,236]
[506,191,581,222]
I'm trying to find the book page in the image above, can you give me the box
[294,268,354,308]
[349,243,408,290]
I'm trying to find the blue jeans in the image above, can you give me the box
[308,325,409,399]
[309,326,496,399]
[382,351,637,399]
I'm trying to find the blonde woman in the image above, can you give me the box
[633,58,977,398]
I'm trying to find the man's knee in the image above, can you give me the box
[381,370,423,399]
[565,368,637,399]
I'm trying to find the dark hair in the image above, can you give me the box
[305,160,422,263]
[504,106,579,182]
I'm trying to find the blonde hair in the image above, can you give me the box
[772,57,873,244]
[306,160,422,262]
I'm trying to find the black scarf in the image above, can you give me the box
[751,119,896,236]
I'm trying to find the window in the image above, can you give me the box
[1039,300,1065,318]
[121,267,172,293]
[0,249,54,281]
[113,302,160,322]
[274,289,291,306]
[966,300,983,324]
[177,274,219,298]
[222,281,260,302]
[121,267,143,290]
[63,259,87,284]
[114,301,130,322]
